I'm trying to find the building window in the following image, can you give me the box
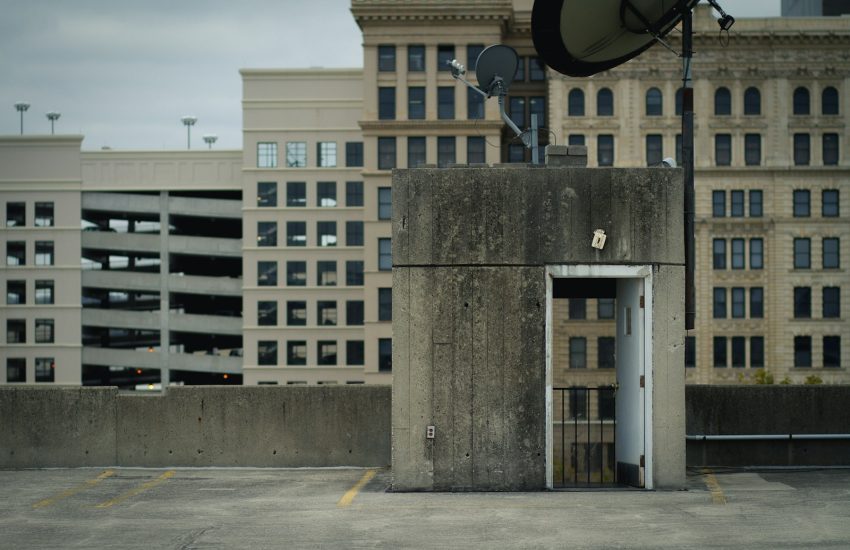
[823,133,839,165]
[257,142,277,168]
[408,45,425,71]
[317,221,336,247]
[35,358,54,383]
[378,137,396,170]
[822,86,839,115]
[378,87,396,120]
[346,261,363,286]
[346,221,363,247]
[793,190,810,217]
[598,337,615,369]
[715,134,731,166]
[35,241,54,265]
[509,97,525,127]
[823,287,840,318]
[822,189,839,217]
[284,222,305,248]
[514,57,525,81]
[377,187,392,220]
[317,142,337,168]
[257,182,277,207]
[713,238,726,269]
[750,238,763,270]
[6,358,26,383]
[794,238,810,269]
[378,288,392,322]
[467,87,484,120]
[346,181,363,207]
[437,44,454,71]
[714,87,731,115]
[257,222,277,247]
[823,238,840,269]
[731,239,745,269]
[713,287,727,318]
[378,238,392,271]
[597,298,615,319]
[7,319,26,343]
[568,88,584,116]
[793,133,810,165]
[286,142,306,167]
[597,88,613,116]
[34,202,54,227]
[35,319,54,343]
[794,287,811,318]
[282,182,304,207]
[570,134,585,147]
[675,87,683,116]
[744,134,761,166]
[568,298,586,320]
[794,336,811,367]
[378,45,395,71]
[317,261,337,286]
[467,136,486,165]
[317,301,337,326]
[287,301,307,326]
[346,142,363,167]
[685,336,696,368]
[408,87,425,120]
[751,337,764,368]
[6,202,25,227]
[824,336,841,368]
[258,261,277,286]
[731,336,745,368]
[467,44,485,70]
[317,341,337,366]
[438,136,456,168]
[258,301,277,326]
[712,190,725,217]
[346,300,364,326]
[731,287,745,318]
[645,134,662,166]
[437,87,455,119]
[287,341,307,365]
[793,86,810,115]
[7,280,25,304]
[33,279,52,305]
[529,96,545,129]
[749,190,763,217]
[730,190,744,217]
[316,181,336,207]
[407,136,426,168]
[508,144,525,163]
[528,57,545,81]
[569,387,588,419]
[285,261,305,286]
[347,340,365,366]
[750,287,764,318]
[597,135,614,166]
[676,133,683,164]
[713,336,727,367]
[645,87,662,116]
[744,87,761,115]
[378,338,392,372]
[569,337,587,369]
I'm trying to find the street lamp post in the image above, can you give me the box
[46,111,61,135]
[203,134,218,150]
[14,102,30,135]
[180,115,197,150]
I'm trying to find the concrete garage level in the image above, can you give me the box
[1,468,849,549]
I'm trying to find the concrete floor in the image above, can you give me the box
[1,467,848,549]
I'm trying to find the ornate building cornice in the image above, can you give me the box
[351,0,512,28]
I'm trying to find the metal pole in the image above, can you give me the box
[20,111,24,134]
[187,125,191,150]
[530,113,540,165]
[682,9,696,331]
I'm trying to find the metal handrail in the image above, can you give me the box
[687,434,850,441]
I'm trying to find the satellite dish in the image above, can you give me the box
[475,44,519,96]
[532,0,700,77]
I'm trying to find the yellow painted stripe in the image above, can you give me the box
[95,470,175,509]
[33,470,115,509]
[337,469,377,508]
[702,468,727,505]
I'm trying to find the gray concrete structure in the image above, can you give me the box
[392,166,686,491]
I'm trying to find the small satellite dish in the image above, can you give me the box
[475,44,520,96]
[532,0,700,77]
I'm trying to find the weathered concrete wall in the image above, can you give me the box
[0,386,390,468]
[686,386,850,466]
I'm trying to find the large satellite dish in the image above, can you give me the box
[532,0,700,77]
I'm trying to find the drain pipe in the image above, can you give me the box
[687,434,850,441]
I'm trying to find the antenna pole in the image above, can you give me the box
[530,113,540,165]
[682,9,696,331]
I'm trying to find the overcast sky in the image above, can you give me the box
[1,0,780,151]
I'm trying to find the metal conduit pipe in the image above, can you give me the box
[687,434,850,441]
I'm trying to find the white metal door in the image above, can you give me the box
[615,278,645,487]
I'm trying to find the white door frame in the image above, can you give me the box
[545,264,654,490]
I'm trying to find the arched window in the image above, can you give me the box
[793,87,810,115]
[822,86,839,115]
[646,87,662,116]
[675,87,684,116]
[744,87,761,115]
[597,88,613,116]
[714,87,731,115]
[568,88,585,116]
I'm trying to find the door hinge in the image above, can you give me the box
[639,295,645,309]
[640,455,645,468]
[639,375,645,388]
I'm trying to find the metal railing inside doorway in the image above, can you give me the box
[553,386,617,488]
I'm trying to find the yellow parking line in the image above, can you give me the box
[337,469,377,508]
[33,470,115,509]
[702,468,727,505]
[95,470,175,509]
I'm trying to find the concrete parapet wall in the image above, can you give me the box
[0,386,390,468]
